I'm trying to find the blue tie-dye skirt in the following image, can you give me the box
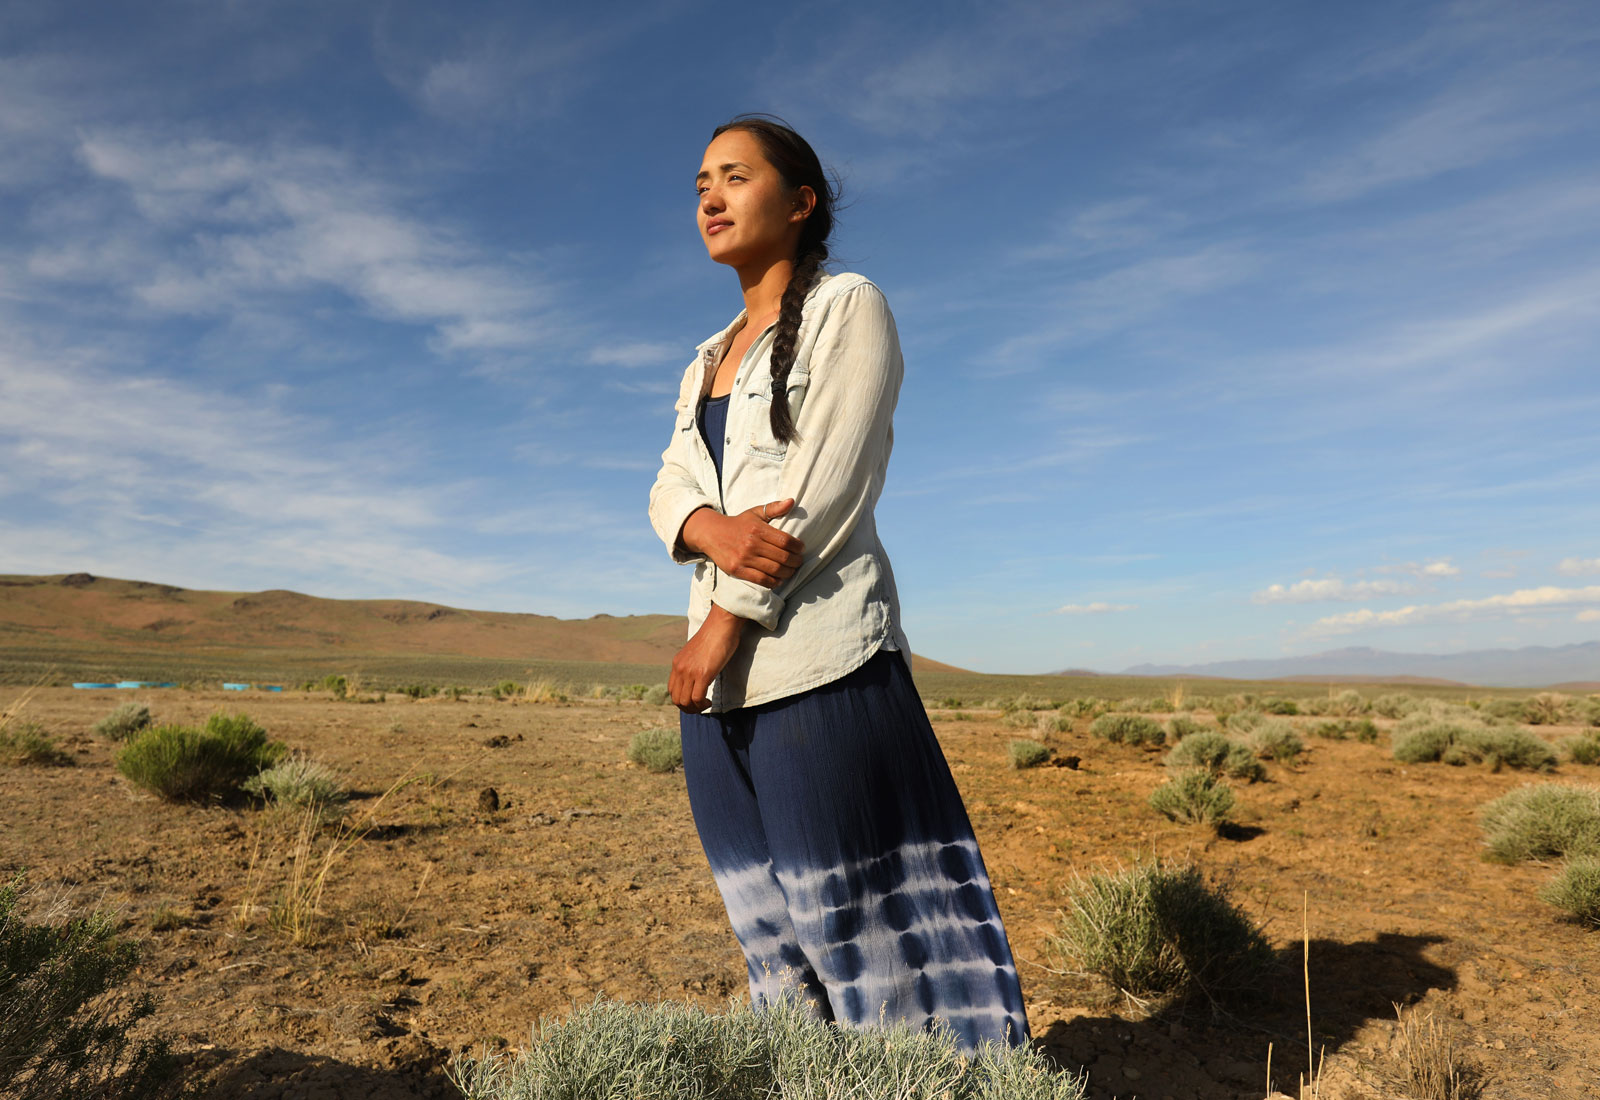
[679,647,1031,1051]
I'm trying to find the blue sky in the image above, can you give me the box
[2,0,1598,674]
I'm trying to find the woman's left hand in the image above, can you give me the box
[670,603,745,712]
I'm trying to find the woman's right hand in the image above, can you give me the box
[680,499,805,590]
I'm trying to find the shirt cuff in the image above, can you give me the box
[711,577,785,631]
[657,494,715,565]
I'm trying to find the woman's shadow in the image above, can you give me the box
[1037,931,1462,1098]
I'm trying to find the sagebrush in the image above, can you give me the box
[1009,740,1053,770]
[93,703,152,741]
[242,754,350,823]
[1164,732,1265,783]
[628,727,683,773]
[1539,856,1600,927]
[0,873,185,1100]
[0,721,74,767]
[448,993,1084,1100]
[1089,713,1165,746]
[1048,860,1273,1009]
[1478,782,1600,863]
[1148,771,1234,826]
[116,712,286,803]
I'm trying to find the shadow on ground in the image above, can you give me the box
[1038,932,1455,1100]
[187,1037,459,1100]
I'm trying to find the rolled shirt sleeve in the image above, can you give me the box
[647,363,717,565]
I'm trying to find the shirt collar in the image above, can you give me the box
[692,271,835,351]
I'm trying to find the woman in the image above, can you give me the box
[647,114,1030,1051]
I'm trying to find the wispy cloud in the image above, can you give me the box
[1053,602,1136,615]
[773,0,1135,138]
[588,342,682,368]
[1254,578,1413,604]
[1308,585,1600,635]
[1558,557,1600,576]
[1375,558,1461,579]
[44,132,558,354]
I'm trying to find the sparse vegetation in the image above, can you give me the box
[1310,717,1378,742]
[643,684,671,706]
[1373,693,1421,719]
[1566,734,1600,766]
[1525,693,1574,726]
[1165,732,1266,783]
[1148,771,1235,826]
[1478,782,1600,863]
[1326,689,1368,717]
[1048,860,1273,1009]
[627,727,683,773]
[0,720,74,767]
[1248,717,1304,762]
[1166,715,1210,741]
[447,992,1084,1100]
[0,873,183,1100]
[1089,713,1165,746]
[1260,698,1299,715]
[1224,709,1265,734]
[1539,856,1600,928]
[1395,1004,1472,1100]
[116,712,286,803]
[242,753,350,824]
[93,702,152,741]
[1059,697,1108,719]
[1009,739,1053,770]
[1393,723,1556,771]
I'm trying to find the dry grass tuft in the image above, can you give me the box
[1395,1004,1473,1100]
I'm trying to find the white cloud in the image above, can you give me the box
[588,342,682,369]
[1372,558,1461,579]
[1053,602,1135,615]
[1253,578,1413,604]
[1577,609,1600,623]
[1557,557,1600,576]
[57,133,555,353]
[1308,585,1600,635]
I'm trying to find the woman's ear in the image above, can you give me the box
[790,184,817,222]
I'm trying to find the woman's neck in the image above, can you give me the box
[736,256,795,325]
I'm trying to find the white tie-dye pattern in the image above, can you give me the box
[705,836,1027,1045]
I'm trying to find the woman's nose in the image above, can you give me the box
[700,186,722,214]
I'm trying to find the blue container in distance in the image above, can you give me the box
[259,685,284,692]
[73,682,119,689]
[116,681,145,689]
[152,682,177,688]
[222,682,251,691]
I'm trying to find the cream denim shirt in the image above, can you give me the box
[647,271,911,712]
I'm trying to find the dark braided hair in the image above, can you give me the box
[711,114,837,445]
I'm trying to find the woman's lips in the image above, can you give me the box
[706,220,731,235]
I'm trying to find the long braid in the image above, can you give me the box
[767,247,826,445]
[709,113,838,448]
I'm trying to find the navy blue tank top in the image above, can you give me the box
[698,393,730,485]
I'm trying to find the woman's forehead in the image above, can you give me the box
[700,129,769,171]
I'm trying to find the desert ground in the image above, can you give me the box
[2,680,1597,1100]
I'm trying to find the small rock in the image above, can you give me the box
[478,787,500,812]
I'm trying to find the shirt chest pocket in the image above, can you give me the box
[742,366,811,462]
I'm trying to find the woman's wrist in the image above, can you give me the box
[679,505,722,555]
[703,601,744,632]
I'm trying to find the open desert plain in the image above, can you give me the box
[2,575,1597,1100]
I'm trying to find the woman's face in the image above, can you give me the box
[696,129,812,270]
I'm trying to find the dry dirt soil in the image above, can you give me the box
[2,688,1596,1100]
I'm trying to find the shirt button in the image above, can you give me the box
[724,436,731,444]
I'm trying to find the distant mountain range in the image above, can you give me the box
[1110,643,1600,689]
